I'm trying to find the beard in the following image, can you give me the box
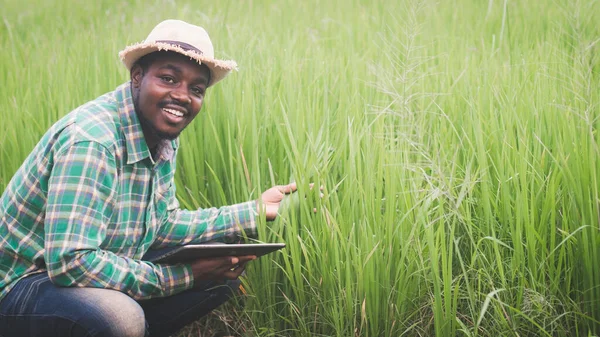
[133,90,182,142]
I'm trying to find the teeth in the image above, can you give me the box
[163,108,184,117]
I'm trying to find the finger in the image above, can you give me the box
[234,255,257,264]
[234,261,249,273]
[232,257,254,272]
[190,256,239,270]
[237,260,250,268]
[222,266,246,280]
[234,263,247,276]
[214,255,254,275]
[278,183,297,194]
[239,255,257,261]
[213,256,240,270]
[214,261,240,276]
[221,260,251,280]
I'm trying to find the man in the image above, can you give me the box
[0,19,295,337]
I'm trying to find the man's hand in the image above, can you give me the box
[258,183,297,221]
[189,255,256,284]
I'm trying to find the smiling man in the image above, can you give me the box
[132,51,209,148]
[0,20,295,337]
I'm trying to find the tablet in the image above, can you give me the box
[145,243,286,264]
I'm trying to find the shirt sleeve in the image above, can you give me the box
[45,141,193,300]
[151,183,258,248]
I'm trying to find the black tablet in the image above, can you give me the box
[145,243,286,264]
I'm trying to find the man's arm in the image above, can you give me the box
[152,188,258,247]
[45,141,193,300]
[152,177,297,247]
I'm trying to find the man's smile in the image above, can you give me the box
[159,102,190,124]
[163,107,185,117]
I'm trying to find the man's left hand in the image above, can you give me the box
[258,183,297,221]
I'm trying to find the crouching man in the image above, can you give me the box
[0,19,296,337]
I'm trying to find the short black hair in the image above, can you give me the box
[133,51,212,84]
[134,51,163,73]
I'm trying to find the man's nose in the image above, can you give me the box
[170,86,191,105]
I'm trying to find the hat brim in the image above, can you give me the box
[119,42,237,86]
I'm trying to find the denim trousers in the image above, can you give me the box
[0,272,240,337]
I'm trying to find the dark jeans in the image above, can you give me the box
[0,272,239,337]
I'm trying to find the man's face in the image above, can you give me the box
[131,52,210,148]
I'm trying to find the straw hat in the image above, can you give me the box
[119,19,237,86]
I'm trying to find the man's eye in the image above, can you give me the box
[161,76,175,83]
[192,87,204,96]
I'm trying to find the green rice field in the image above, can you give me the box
[1,0,600,336]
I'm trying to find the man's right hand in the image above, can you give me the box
[189,255,256,285]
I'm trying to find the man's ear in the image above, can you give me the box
[130,64,144,88]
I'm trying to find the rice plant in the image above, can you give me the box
[1,0,599,336]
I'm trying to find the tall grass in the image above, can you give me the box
[1,0,599,336]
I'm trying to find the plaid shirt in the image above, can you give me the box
[0,82,257,301]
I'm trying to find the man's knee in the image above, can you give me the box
[0,273,147,337]
[63,287,146,337]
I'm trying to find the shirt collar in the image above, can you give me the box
[114,82,178,165]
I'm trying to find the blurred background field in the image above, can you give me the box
[1,0,600,336]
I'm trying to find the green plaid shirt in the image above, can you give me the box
[0,82,257,301]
